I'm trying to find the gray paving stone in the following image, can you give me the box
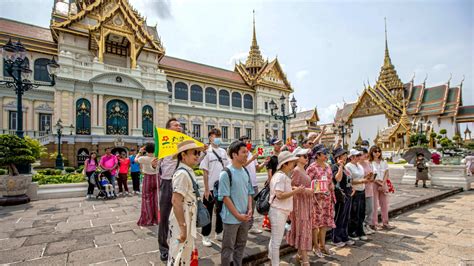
[0,243,45,264]
[0,237,26,251]
[56,220,91,232]
[91,217,119,227]
[111,221,140,233]
[91,258,128,265]
[71,225,112,238]
[67,244,124,264]
[23,233,66,246]
[94,231,139,247]
[121,237,159,256]
[12,226,55,238]
[10,254,68,266]
[44,237,95,255]
[126,251,163,266]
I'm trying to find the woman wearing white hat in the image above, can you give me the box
[167,140,205,266]
[345,149,371,241]
[286,147,314,265]
[268,151,305,266]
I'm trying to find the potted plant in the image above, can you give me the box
[0,134,42,205]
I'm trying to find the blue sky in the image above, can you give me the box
[1,0,472,124]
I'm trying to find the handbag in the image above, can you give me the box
[254,184,271,215]
[178,168,211,228]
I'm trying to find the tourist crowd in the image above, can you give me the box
[82,118,396,266]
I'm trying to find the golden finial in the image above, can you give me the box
[410,72,415,83]
[460,74,465,88]
[245,9,264,73]
[423,73,428,86]
[447,73,452,85]
[376,17,403,91]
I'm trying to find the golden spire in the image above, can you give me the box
[377,18,403,91]
[245,10,265,74]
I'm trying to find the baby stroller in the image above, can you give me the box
[95,170,117,200]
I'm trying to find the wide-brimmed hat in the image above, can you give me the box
[270,138,283,145]
[348,149,362,158]
[333,147,348,159]
[293,147,310,156]
[172,140,205,159]
[277,151,299,170]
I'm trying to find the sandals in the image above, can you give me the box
[320,247,334,256]
[313,248,324,258]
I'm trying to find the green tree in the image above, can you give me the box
[0,135,36,175]
[439,129,447,137]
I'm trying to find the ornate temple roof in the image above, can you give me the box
[245,11,265,70]
[376,18,404,91]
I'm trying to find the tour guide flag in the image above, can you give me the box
[154,127,205,159]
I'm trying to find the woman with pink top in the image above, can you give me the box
[358,148,375,235]
[369,146,395,230]
[287,147,314,265]
[84,151,98,199]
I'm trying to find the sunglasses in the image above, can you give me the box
[373,150,381,153]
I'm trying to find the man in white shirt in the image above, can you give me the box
[240,136,266,234]
[199,128,229,246]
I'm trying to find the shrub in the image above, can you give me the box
[76,165,84,173]
[37,168,56,175]
[32,173,85,185]
[64,167,75,173]
[439,129,447,135]
[0,169,7,175]
[0,134,37,175]
[54,169,63,175]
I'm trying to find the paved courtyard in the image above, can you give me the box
[280,191,474,265]
[0,185,468,265]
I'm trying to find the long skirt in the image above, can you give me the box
[137,174,160,226]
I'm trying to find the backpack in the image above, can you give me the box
[213,167,251,215]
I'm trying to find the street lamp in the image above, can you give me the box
[332,119,353,149]
[0,38,60,138]
[270,94,297,142]
[55,119,64,170]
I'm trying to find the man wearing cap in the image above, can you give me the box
[240,136,266,234]
[262,137,283,230]
[219,141,254,266]
[157,118,183,262]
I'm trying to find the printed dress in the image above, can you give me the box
[286,167,313,251]
[168,165,198,266]
[306,162,336,229]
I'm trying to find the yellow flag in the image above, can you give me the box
[154,127,205,159]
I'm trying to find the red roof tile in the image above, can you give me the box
[0,18,53,43]
[160,56,246,85]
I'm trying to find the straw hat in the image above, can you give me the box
[277,151,299,170]
[172,140,205,159]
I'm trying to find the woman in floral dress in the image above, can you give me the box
[287,147,314,265]
[306,145,336,257]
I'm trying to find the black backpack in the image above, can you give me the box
[213,167,250,215]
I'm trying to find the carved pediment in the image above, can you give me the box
[351,92,385,118]
[90,73,145,90]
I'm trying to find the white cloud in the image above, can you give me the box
[432,63,447,71]
[318,102,343,124]
[296,70,309,80]
[227,52,248,67]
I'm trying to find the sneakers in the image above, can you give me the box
[202,236,212,247]
[334,242,346,248]
[349,236,360,241]
[382,224,396,230]
[344,240,355,245]
[215,233,223,241]
[160,252,168,262]
[249,228,263,234]
[125,191,129,196]
[365,224,375,235]
[360,236,369,241]
[85,195,91,199]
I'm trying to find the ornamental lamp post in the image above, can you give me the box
[55,119,64,170]
[1,39,59,138]
[332,119,353,149]
[270,94,297,142]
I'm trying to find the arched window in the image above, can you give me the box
[106,99,128,135]
[167,80,172,99]
[76,98,91,135]
[190,85,203,102]
[34,58,51,82]
[205,87,217,104]
[232,92,242,108]
[4,57,29,79]
[175,82,188,100]
[219,90,230,106]
[244,94,254,109]
[142,105,153,137]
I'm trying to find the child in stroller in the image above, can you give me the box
[95,171,117,199]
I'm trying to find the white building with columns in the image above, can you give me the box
[0,0,293,166]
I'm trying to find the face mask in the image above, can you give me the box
[213,138,222,146]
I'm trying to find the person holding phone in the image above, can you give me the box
[358,148,375,235]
